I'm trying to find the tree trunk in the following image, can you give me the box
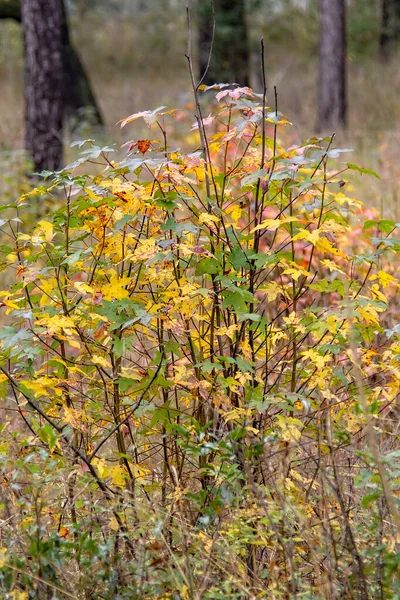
[0,0,103,126]
[61,1,103,125]
[198,0,249,87]
[317,0,347,132]
[21,0,64,171]
[380,0,400,59]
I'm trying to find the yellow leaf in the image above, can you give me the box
[357,304,383,325]
[277,416,302,442]
[334,192,362,208]
[84,187,102,201]
[73,281,94,295]
[283,312,306,334]
[326,315,339,334]
[251,216,298,234]
[371,284,388,304]
[282,266,311,281]
[320,259,345,274]
[11,591,28,600]
[131,463,151,483]
[21,377,62,398]
[63,406,87,432]
[36,314,75,336]
[109,465,128,487]
[258,282,282,302]
[226,204,242,223]
[109,514,120,531]
[132,239,157,262]
[378,270,398,288]
[302,349,331,370]
[181,584,190,600]
[33,220,54,243]
[0,547,7,567]
[292,229,321,245]
[92,355,111,369]
[215,324,238,339]
[69,339,81,349]
[199,213,220,226]
[315,236,347,259]
[102,275,131,301]
[93,457,108,478]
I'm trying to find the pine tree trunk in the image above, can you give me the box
[380,0,400,59]
[198,0,249,87]
[21,0,64,172]
[317,0,347,132]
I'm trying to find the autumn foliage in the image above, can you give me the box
[0,86,399,598]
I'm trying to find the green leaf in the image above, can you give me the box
[235,356,255,373]
[118,377,137,393]
[195,258,220,276]
[363,220,378,231]
[346,163,380,179]
[229,245,249,270]
[378,219,396,234]
[361,492,381,508]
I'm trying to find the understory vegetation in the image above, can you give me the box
[0,83,398,598]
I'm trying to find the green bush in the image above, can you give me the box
[0,86,399,598]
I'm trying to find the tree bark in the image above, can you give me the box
[380,0,400,59]
[21,0,64,171]
[0,0,103,126]
[317,0,347,132]
[60,1,102,125]
[198,0,249,87]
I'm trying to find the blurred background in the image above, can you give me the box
[0,0,398,215]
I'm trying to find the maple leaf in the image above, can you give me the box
[292,229,321,245]
[119,106,166,128]
[199,213,220,226]
[132,238,158,262]
[109,465,128,487]
[63,406,87,432]
[277,415,303,443]
[36,314,76,336]
[302,349,331,370]
[251,216,298,233]
[377,270,398,288]
[190,113,214,131]
[137,139,151,154]
[32,220,54,244]
[101,275,132,301]
[216,87,255,102]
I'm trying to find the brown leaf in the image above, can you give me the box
[137,139,151,154]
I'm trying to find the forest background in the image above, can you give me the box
[0,0,397,215]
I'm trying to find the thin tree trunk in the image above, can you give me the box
[61,1,103,125]
[380,0,400,59]
[21,0,64,171]
[317,0,347,132]
[198,0,249,87]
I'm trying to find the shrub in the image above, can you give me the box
[0,85,399,598]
